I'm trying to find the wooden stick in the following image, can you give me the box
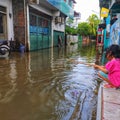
[77,61,95,67]
[68,59,95,67]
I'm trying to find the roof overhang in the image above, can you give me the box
[110,1,120,13]
[74,11,81,18]
[39,0,58,11]
[71,0,76,3]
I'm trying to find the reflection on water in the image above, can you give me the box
[0,42,99,120]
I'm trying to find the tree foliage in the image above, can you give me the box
[65,25,77,35]
[65,14,100,37]
[77,22,92,36]
[87,14,100,36]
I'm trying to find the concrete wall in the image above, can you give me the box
[66,35,78,45]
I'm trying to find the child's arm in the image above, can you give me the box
[94,64,108,74]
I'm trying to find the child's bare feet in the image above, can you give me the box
[104,84,115,88]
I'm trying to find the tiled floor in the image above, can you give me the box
[97,83,120,120]
[102,86,120,120]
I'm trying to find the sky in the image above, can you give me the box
[74,0,100,22]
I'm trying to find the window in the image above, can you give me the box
[0,14,3,33]
[0,6,6,34]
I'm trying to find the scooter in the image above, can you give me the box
[0,40,10,57]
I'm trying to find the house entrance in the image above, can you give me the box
[0,6,7,40]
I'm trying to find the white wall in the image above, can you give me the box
[0,0,14,40]
[52,18,65,32]
[67,35,78,45]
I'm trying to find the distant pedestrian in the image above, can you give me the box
[94,44,120,88]
[58,35,63,47]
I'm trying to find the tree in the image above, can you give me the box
[65,17,78,35]
[87,14,100,36]
[65,14,100,37]
[65,25,77,35]
[77,22,92,36]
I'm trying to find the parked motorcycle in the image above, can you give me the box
[0,40,10,57]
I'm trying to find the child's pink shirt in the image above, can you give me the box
[105,58,120,87]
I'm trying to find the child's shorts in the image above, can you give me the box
[99,71,108,78]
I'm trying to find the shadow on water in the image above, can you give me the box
[0,41,101,120]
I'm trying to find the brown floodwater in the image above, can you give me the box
[0,42,100,120]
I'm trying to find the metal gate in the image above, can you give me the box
[29,13,51,51]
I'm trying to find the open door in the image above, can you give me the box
[0,6,7,40]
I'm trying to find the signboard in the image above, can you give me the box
[100,7,109,18]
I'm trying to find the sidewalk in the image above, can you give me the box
[96,82,120,120]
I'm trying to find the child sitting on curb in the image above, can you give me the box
[94,44,120,88]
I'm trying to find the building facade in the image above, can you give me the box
[99,0,120,49]
[0,0,14,41]
[0,0,77,51]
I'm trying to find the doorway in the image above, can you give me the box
[0,6,7,40]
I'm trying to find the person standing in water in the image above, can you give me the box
[58,35,63,47]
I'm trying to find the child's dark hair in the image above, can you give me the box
[105,44,120,58]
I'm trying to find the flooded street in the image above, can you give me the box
[0,42,100,120]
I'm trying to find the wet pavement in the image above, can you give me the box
[97,82,120,120]
[0,42,100,120]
